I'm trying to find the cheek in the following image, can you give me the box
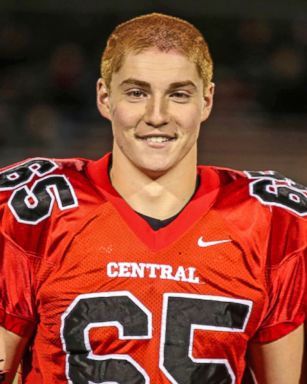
[177,106,202,134]
[111,103,142,129]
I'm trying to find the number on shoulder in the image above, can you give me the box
[245,170,307,216]
[0,158,78,224]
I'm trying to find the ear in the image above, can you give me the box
[201,82,215,122]
[96,78,112,121]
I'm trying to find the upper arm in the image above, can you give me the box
[247,323,305,384]
[0,326,29,384]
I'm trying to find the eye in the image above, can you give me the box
[170,91,191,103]
[125,89,147,99]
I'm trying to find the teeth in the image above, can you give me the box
[144,136,171,143]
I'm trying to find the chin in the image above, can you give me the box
[137,162,172,179]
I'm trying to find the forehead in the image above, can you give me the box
[111,48,201,87]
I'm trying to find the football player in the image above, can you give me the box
[0,13,306,383]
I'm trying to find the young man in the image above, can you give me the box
[0,13,306,384]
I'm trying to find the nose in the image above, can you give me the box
[144,96,170,128]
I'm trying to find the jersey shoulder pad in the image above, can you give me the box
[212,166,307,217]
[0,157,87,226]
[244,170,307,217]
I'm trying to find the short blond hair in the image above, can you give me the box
[101,13,213,90]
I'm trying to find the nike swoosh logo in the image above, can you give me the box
[197,237,232,248]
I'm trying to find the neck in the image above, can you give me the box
[110,149,198,220]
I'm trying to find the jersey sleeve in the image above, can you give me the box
[0,230,37,337]
[0,159,41,337]
[0,156,89,338]
[252,208,306,343]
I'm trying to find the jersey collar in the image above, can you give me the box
[86,153,220,250]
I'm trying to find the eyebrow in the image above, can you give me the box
[119,78,197,91]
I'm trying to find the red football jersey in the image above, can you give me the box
[0,153,306,383]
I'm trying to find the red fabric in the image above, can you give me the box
[0,308,36,337]
[0,153,306,383]
[0,233,37,337]
[253,316,305,343]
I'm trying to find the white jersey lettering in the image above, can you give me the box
[106,262,200,284]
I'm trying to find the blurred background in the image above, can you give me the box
[0,0,306,183]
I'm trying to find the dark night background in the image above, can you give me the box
[1,0,307,183]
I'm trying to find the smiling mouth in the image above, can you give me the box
[135,135,177,143]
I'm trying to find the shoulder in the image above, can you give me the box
[208,166,307,265]
[0,156,90,186]
[0,157,87,223]
[242,170,307,218]
[0,156,105,253]
[207,166,307,219]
